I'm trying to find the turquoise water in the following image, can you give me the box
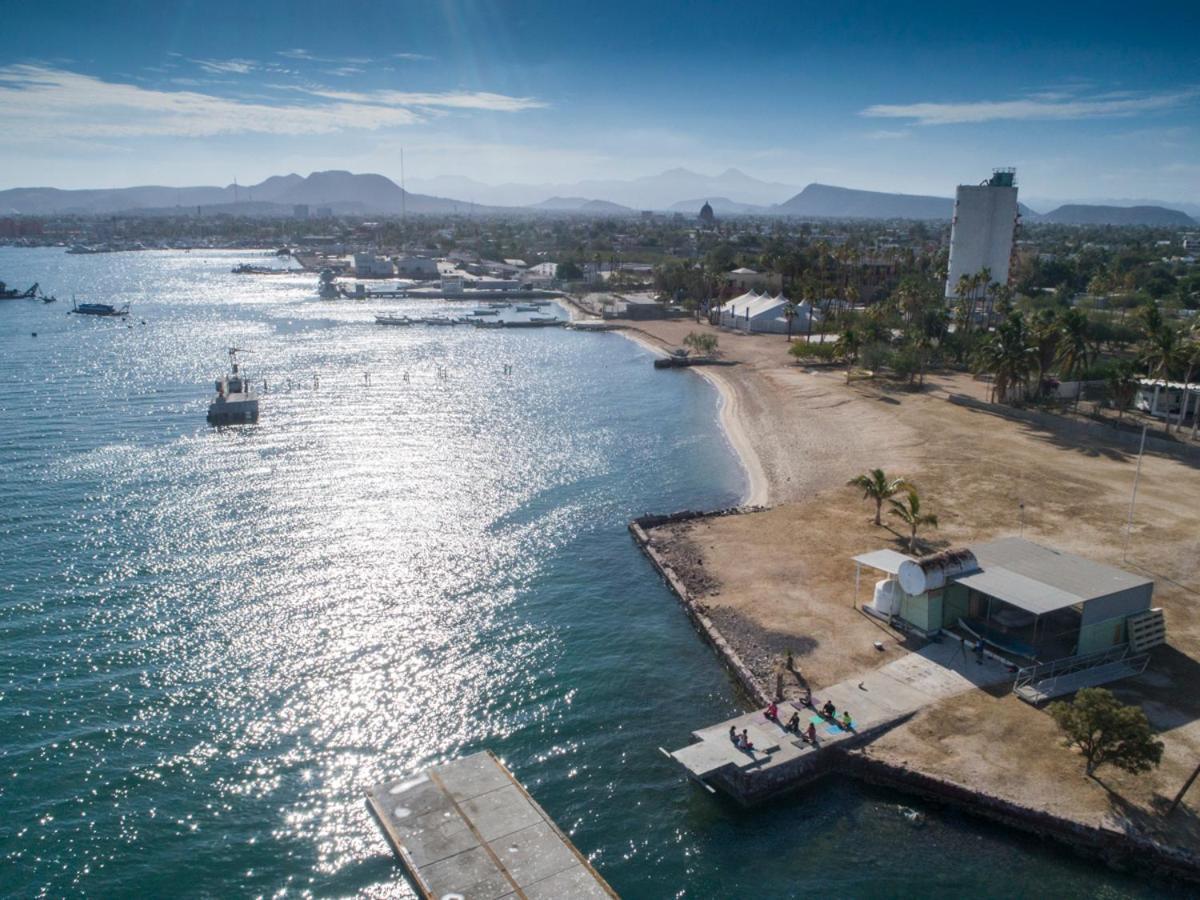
[0,248,1163,898]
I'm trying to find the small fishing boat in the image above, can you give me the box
[471,309,499,316]
[423,315,458,326]
[473,320,504,329]
[375,314,414,326]
[70,297,130,317]
[514,304,538,312]
[487,302,509,308]
[528,315,558,323]
[207,348,260,426]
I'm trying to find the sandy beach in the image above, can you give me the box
[600,304,1200,865]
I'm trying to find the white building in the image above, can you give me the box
[945,169,1019,298]
[721,267,782,294]
[353,253,395,278]
[395,256,439,279]
[716,291,818,334]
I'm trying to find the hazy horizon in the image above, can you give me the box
[2,0,1197,202]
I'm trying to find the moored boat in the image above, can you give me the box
[207,348,260,426]
[69,297,130,317]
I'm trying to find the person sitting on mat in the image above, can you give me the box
[805,722,818,745]
[729,725,738,743]
[786,711,801,732]
[841,711,853,730]
[765,702,778,720]
[740,728,754,751]
[822,700,836,719]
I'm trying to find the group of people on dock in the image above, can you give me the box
[728,695,857,755]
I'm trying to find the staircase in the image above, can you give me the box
[1013,645,1149,705]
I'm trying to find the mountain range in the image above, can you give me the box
[0,169,1194,226]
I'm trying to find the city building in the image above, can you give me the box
[698,201,715,226]
[315,206,334,218]
[721,267,782,294]
[293,204,310,219]
[1183,233,1200,253]
[353,253,395,278]
[395,256,439,279]
[945,168,1019,298]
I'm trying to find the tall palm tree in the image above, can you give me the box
[783,302,797,342]
[974,312,1035,404]
[1107,361,1139,423]
[848,468,909,526]
[1056,308,1091,379]
[889,490,938,553]
[1030,308,1062,399]
[833,328,861,383]
[1173,327,1200,433]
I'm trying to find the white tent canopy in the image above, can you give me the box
[716,290,818,334]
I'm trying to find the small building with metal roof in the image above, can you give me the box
[855,537,1161,663]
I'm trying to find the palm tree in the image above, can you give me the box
[1107,361,1139,423]
[1173,328,1200,433]
[833,328,861,383]
[1030,309,1062,399]
[848,468,909,526]
[974,312,1035,404]
[1056,308,1091,379]
[889,489,938,553]
[783,302,797,342]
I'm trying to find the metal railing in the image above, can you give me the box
[1013,644,1141,694]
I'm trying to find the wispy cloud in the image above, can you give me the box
[864,128,910,140]
[0,65,542,138]
[192,58,258,75]
[294,85,547,112]
[861,88,1199,125]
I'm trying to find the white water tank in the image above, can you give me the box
[872,578,903,617]
[898,549,979,596]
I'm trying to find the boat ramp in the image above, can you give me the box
[367,751,617,899]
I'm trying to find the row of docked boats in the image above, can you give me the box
[375,313,562,328]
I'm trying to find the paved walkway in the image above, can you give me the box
[670,636,1012,781]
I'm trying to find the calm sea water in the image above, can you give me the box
[0,248,1163,898]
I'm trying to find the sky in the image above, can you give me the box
[1,0,1198,203]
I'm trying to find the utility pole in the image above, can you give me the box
[1169,760,1200,815]
[1123,425,1148,562]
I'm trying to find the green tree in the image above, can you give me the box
[848,468,909,526]
[683,331,718,356]
[888,489,938,552]
[1049,688,1164,777]
[1056,307,1091,382]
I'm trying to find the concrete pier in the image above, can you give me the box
[668,638,1011,804]
[366,751,617,899]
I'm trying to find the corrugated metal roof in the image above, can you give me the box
[852,549,914,575]
[969,537,1151,603]
[955,567,1083,615]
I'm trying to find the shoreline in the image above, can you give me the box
[610,324,769,507]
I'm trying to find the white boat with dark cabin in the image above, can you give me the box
[207,348,260,426]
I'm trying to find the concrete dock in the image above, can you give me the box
[366,751,617,899]
[668,637,1012,803]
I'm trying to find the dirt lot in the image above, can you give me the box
[626,314,1200,852]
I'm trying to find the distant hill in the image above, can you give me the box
[529,196,634,214]
[774,183,953,220]
[410,167,799,209]
[1039,204,1196,227]
[0,170,487,216]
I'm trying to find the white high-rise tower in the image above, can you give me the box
[945,168,1019,298]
